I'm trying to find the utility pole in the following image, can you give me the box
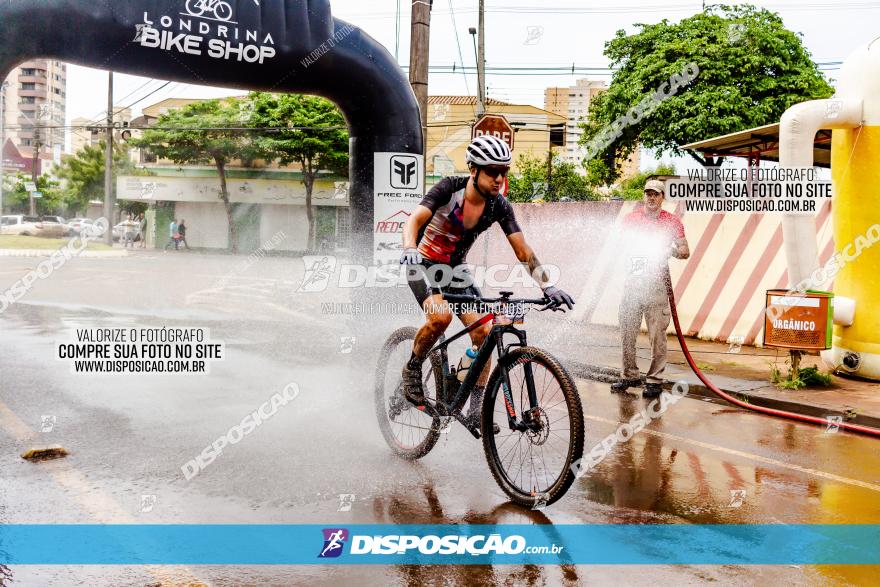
[0,81,7,216]
[30,126,40,215]
[409,0,432,161]
[477,0,486,117]
[103,71,114,245]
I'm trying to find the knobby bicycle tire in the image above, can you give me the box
[482,346,585,507]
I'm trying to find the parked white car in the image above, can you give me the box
[67,218,92,234]
[40,216,71,237]
[112,220,141,242]
[1,215,43,236]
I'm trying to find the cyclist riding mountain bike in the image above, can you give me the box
[399,135,575,423]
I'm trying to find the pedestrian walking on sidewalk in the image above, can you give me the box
[138,212,147,248]
[164,219,179,251]
[178,219,190,250]
[611,180,690,398]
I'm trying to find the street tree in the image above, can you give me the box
[609,164,677,200]
[131,99,265,252]
[2,172,62,214]
[248,92,349,252]
[53,141,133,216]
[580,4,834,184]
[507,153,597,203]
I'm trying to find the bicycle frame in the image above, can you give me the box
[426,311,539,436]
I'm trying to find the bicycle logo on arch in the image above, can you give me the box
[184,0,235,22]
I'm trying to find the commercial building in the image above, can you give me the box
[1,59,67,175]
[70,107,132,155]
[118,96,350,253]
[426,96,566,177]
[119,95,567,253]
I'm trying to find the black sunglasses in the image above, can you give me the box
[481,166,510,179]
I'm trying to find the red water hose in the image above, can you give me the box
[664,271,880,438]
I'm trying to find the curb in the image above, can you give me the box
[0,249,128,258]
[568,360,880,432]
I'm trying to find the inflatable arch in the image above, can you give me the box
[0,0,423,263]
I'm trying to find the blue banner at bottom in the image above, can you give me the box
[0,524,878,565]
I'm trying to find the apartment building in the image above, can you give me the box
[1,59,67,175]
[544,78,640,178]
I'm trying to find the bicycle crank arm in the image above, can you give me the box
[452,411,482,440]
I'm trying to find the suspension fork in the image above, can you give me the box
[495,327,537,430]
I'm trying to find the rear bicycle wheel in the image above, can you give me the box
[375,326,445,459]
[482,347,584,507]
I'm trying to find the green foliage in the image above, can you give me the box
[799,366,833,387]
[248,92,349,251]
[507,153,597,203]
[580,4,834,184]
[2,172,63,214]
[53,141,134,215]
[607,164,677,200]
[248,93,349,175]
[131,99,263,170]
[128,93,349,252]
[130,99,269,252]
[770,363,833,389]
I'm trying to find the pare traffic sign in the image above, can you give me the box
[473,114,515,150]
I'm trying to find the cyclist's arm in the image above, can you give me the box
[506,232,551,287]
[402,205,434,249]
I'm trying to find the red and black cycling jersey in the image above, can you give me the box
[417,176,521,265]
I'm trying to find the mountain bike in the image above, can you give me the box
[185,0,233,21]
[375,291,585,507]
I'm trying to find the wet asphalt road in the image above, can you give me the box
[1,252,879,586]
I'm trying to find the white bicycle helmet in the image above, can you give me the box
[466,135,512,167]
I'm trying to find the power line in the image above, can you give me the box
[447,0,474,118]
[82,80,177,127]
[339,1,880,19]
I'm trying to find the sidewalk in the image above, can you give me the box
[564,333,880,431]
[0,248,128,258]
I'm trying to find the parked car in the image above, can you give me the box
[67,218,94,235]
[40,216,71,237]
[0,214,56,237]
[112,220,141,242]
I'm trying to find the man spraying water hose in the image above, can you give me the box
[611,179,690,398]
[399,135,575,424]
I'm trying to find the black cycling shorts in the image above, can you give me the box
[406,261,485,315]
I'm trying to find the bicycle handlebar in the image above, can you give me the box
[441,293,551,306]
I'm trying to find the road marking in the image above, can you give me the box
[0,398,207,584]
[583,413,880,493]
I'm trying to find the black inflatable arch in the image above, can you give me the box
[0,0,422,262]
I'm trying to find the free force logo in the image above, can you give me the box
[391,156,419,190]
[318,528,349,558]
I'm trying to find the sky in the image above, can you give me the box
[63,0,880,167]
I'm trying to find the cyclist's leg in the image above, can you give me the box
[457,311,492,387]
[449,272,492,420]
[403,263,453,404]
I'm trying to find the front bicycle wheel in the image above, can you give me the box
[483,346,584,507]
[375,326,444,460]
[185,0,205,16]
